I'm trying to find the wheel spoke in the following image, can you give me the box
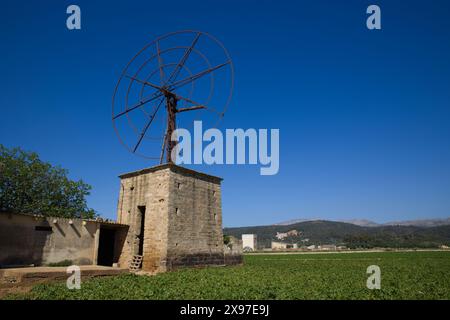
[133,97,165,153]
[169,61,230,92]
[156,40,166,84]
[159,129,167,164]
[113,90,164,120]
[124,75,163,91]
[166,32,201,84]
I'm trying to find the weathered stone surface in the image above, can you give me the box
[116,164,227,272]
[224,254,243,265]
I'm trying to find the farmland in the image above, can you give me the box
[5,251,450,300]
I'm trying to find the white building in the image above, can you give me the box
[242,234,257,251]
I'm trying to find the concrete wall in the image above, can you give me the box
[117,164,226,272]
[0,213,99,267]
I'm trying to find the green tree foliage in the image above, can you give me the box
[223,235,231,245]
[0,144,96,219]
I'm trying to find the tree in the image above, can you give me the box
[223,235,231,245]
[0,144,96,219]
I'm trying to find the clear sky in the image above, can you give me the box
[1,0,450,227]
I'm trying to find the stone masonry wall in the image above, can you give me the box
[116,164,225,272]
[166,167,224,269]
[116,167,170,271]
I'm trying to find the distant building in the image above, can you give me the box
[242,234,257,251]
[272,241,288,250]
[271,241,298,250]
[318,245,336,251]
[306,245,316,250]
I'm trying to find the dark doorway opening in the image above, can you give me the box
[137,206,146,256]
[98,227,116,266]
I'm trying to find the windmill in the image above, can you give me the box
[112,30,234,163]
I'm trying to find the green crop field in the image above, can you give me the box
[5,251,450,300]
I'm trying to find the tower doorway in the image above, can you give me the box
[137,206,146,256]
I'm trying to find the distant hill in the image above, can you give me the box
[275,217,450,228]
[340,219,380,227]
[382,217,450,227]
[224,220,450,249]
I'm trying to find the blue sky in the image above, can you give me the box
[1,0,450,227]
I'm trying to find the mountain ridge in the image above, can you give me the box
[273,217,450,228]
[223,219,450,249]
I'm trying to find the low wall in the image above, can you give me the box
[0,213,99,267]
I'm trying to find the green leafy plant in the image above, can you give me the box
[7,251,449,300]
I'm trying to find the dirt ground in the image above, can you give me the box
[0,265,128,298]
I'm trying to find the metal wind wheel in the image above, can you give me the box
[112,30,234,162]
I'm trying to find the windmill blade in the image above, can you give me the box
[124,75,163,91]
[166,32,201,84]
[156,40,166,84]
[159,129,168,164]
[113,90,165,120]
[169,60,231,92]
[133,97,165,153]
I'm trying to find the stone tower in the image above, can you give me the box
[116,164,224,272]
